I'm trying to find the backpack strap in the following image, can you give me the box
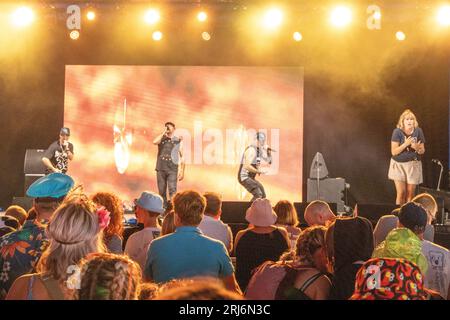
[38,275,65,300]
[299,272,324,292]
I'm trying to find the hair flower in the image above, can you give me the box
[97,207,111,229]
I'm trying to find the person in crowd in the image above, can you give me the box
[124,191,162,270]
[161,210,176,236]
[154,277,243,300]
[274,200,302,248]
[0,216,19,237]
[350,257,434,300]
[388,109,425,205]
[198,192,233,252]
[75,252,141,300]
[376,201,450,299]
[0,173,74,299]
[42,127,74,174]
[4,205,27,227]
[303,200,335,227]
[145,190,241,295]
[234,198,290,291]
[325,216,374,300]
[373,193,437,246]
[138,282,159,300]
[6,191,106,300]
[91,191,124,254]
[245,226,331,300]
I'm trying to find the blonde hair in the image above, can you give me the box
[37,192,105,281]
[397,109,419,130]
[274,200,299,227]
[412,193,438,220]
[161,210,176,235]
[5,205,27,226]
[76,253,142,300]
[173,190,206,226]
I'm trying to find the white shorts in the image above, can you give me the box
[388,158,423,185]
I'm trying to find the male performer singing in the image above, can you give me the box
[42,127,74,174]
[153,122,185,209]
[238,131,273,201]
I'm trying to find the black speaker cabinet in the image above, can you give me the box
[24,149,46,174]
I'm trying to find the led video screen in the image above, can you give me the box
[64,65,303,203]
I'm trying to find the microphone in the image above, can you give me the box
[432,159,442,165]
[267,147,277,153]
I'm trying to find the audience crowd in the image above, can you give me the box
[0,172,449,300]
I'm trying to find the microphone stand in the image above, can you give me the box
[437,161,443,191]
[315,153,321,200]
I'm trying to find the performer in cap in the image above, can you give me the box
[42,127,74,174]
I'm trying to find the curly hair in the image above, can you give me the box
[281,225,327,266]
[76,252,142,300]
[91,192,124,241]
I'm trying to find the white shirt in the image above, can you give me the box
[198,215,233,252]
[422,240,450,299]
[124,227,161,270]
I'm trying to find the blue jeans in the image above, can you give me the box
[157,170,178,208]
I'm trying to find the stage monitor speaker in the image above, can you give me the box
[11,196,34,212]
[307,178,346,212]
[24,149,46,174]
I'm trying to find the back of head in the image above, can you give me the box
[295,225,327,266]
[274,200,298,227]
[77,252,142,300]
[304,200,332,226]
[329,217,374,270]
[91,191,124,240]
[5,205,27,226]
[155,277,242,300]
[173,190,206,226]
[203,192,222,217]
[37,192,104,280]
[161,211,176,235]
[398,202,428,235]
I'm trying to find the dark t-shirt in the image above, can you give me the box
[43,140,74,174]
[155,136,180,172]
[391,127,425,162]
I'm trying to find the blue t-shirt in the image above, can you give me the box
[391,127,425,162]
[145,226,234,283]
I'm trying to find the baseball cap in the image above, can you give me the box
[26,173,74,199]
[60,127,70,136]
[398,202,427,233]
[135,191,164,214]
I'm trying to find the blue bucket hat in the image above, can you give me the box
[135,191,164,214]
[26,173,74,199]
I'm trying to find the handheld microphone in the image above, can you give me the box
[267,147,277,153]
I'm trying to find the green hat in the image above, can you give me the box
[372,228,428,274]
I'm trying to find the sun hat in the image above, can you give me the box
[135,191,164,214]
[245,198,277,227]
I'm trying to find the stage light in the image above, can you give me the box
[330,6,352,28]
[373,11,381,20]
[70,30,80,40]
[293,31,303,42]
[144,9,160,25]
[202,31,211,41]
[396,31,406,41]
[197,11,208,22]
[437,5,450,26]
[10,6,35,27]
[152,31,163,41]
[86,11,96,21]
[262,8,283,29]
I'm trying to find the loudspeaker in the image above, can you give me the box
[307,178,346,212]
[24,149,46,174]
[11,196,34,212]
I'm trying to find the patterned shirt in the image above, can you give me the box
[0,219,49,299]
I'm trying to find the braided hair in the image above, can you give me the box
[76,253,142,300]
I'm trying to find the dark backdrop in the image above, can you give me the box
[0,2,449,208]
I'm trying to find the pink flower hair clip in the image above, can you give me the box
[96,206,111,229]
